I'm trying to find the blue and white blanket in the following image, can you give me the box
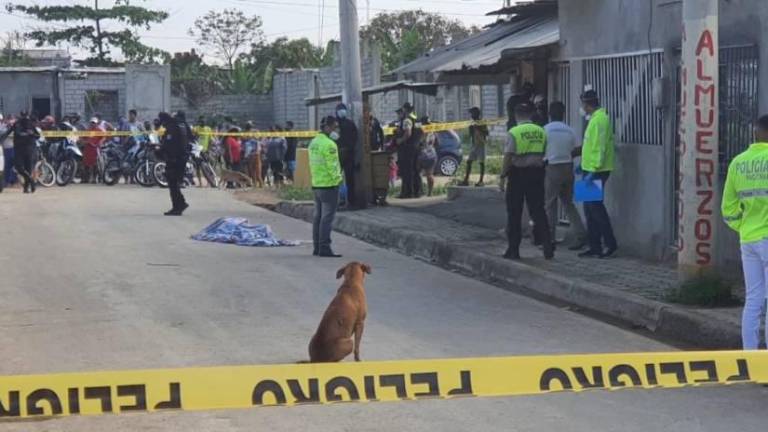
[192,217,300,247]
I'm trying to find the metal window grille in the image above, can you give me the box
[551,62,572,125]
[583,52,664,145]
[719,45,759,174]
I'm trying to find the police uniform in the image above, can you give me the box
[309,130,344,256]
[503,121,553,259]
[722,141,768,349]
[581,107,617,256]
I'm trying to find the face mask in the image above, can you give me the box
[579,107,587,118]
[337,110,348,119]
[329,131,340,140]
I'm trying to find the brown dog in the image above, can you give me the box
[308,262,371,363]
[218,168,254,189]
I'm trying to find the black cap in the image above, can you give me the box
[580,89,599,102]
[321,115,338,128]
[469,106,481,114]
[336,103,347,111]
[402,102,414,111]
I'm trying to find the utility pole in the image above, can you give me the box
[339,0,371,208]
[678,0,719,281]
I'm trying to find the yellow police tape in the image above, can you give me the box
[0,350,764,419]
[38,119,506,139]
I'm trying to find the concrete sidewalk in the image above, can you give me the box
[274,199,743,349]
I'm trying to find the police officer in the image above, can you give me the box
[159,112,190,216]
[578,89,618,258]
[12,111,39,194]
[334,103,358,207]
[309,116,344,258]
[722,114,768,349]
[501,103,553,260]
[402,102,423,197]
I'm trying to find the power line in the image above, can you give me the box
[235,0,491,17]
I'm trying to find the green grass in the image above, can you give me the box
[277,185,315,201]
[454,156,503,179]
[666,275,741,307]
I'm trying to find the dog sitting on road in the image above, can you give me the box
[218,169,254,189]
[308,262,371,363]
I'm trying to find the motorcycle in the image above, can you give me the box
[101,135,148,186]
[47,122,83,186]
[152,142,198,188]
[34,134,56,188]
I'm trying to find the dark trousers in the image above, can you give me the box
[397,144,418,198]
[505,166,552,256]
[342,159,355,206]
[583,171,617,253]
[3,147,16,185]
[165,160,187,210]
[270,160,284,184]
[412,151,422,197]
[313,187,339,253]
[14,144,34,189]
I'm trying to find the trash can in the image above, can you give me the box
[370,151,390,205]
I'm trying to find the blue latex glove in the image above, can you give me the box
[584,173,595,183]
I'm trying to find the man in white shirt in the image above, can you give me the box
[544,102,587,250]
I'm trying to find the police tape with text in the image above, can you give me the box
[38,119,506,139]
[0,350,765,419]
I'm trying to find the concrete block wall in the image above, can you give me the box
[273,69,315,130]
[171,94,273,129]
[62,72,126,122]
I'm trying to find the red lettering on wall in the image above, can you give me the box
[695,131,714,154]
[695,108,714,128]
[696,30,715,56]
[695,219,712,241]
[696,243,712,265]
[697,190,714,216]
[697,59,713,81]
[695,158,714,188]
[695,84,716,107]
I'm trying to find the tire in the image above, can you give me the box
[36,161,56,187]
[154,162,168,188]
[55,159,76,186]
[102,160,121,186]
[135,160,156,187]
[201,162,219,188]
[437,155,460,177]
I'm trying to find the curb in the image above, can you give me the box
[275,201,741,349]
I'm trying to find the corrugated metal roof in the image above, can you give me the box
[393,16,558,75]
[0,66,124,73]
[305,80,441,106]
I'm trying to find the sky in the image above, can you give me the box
[0,0,507,61]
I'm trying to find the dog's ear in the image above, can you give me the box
[361,263,372,274]
[336,265,347,279]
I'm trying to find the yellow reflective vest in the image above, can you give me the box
[581,108,615,173]
[722,142,768,243]
[309,132,343,188]
[509,122,546,154]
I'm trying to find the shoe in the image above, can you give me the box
[318,250,342,258]
[578,250,603,258]
[458,180,469,187]
[30,182,36,193]
[544,252,555,260]
[602,246,618,258]
[475,181,485,187]
[502,249,520,260]
[568,241,588,251]
[177,203,189,215]
[164,208,183,216]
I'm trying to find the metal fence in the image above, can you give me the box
[551,62,572,125]
[583,52,664,145]
[719,45,759,174]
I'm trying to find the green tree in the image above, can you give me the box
[169,50,217,106]
[244,37,332,92]
[188,9,264,70]
[5,0,169,66]
[0,31,33,67]
[360,10,480,72]
[216,60,261,94]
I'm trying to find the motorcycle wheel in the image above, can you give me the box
[201,162,219,188]
[55,160,76,186]
[135,161,156,187]
[154,162,168,188]
[103,161,121,186]
[36,161,56,188]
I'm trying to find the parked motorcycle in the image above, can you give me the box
[47,122,83,186]
[101,134,149,186]
[34,135,55,188]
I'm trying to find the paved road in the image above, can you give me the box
[0,186,764,431]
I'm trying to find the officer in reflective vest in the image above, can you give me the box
[501,103,554,260]
[578,89,618,258]
[722,114,768,349]
[309,116,344,258]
